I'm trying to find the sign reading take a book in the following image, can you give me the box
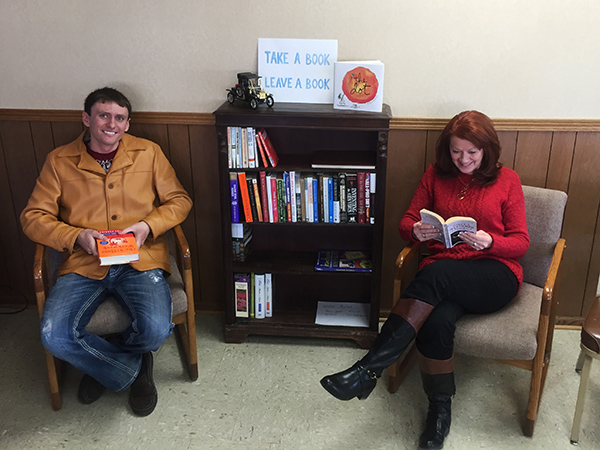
[258,38,338,104]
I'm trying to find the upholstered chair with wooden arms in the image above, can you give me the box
[387,185,567,437]
[33,224,198,410]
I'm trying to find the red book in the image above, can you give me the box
[257,128,279,167]
[96,230,140,266]
[237,172,253,222]
[357,172,366,224]
[270,175,279,223]
[255,132,269,168]
[259,171,270,223]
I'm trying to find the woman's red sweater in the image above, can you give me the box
[399,165,530,286]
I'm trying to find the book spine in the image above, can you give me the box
[227,127,232,169]
[339,173,347,223]
[369,172,376,225]
[347,174,357,223]
[328,177,334,223]
[312,178,319,223]
[305,176,313,223]
[257,128,279,167]
[234,274,250,318]
[277,177,285,222]
[237,172,253,223]
[251,176,263,222]
[241,127,249,168]
[270,175,279,223]
[247,127,256,169]
[235,127,242,168]
[247,178,259,222]
[259,171,270,222]
[289,171,297,223]
[295,172,302,222]
[254,274,265,319]
[230,127,237,169]
[229,172,240,223]
[284,172,292,222]
[332,173,340,223]
[255,129,269,167]
[357,172,366,224]
[265,273,272,318]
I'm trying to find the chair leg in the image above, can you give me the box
[175,321,198,381]
[570,353,593,444]
[524,354,550,437]
[44,349,62,410]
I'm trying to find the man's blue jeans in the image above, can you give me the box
[40,265,173,392]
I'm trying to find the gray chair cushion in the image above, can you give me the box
[455,283,542,360]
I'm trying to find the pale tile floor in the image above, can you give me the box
[1,310,599,450]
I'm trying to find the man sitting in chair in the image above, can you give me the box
[20,87,192,416]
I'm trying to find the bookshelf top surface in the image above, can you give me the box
[213,101,392,129]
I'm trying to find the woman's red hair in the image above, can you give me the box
[434,110,502,185]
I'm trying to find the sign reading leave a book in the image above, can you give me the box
[258,38,338,103]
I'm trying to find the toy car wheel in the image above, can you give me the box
[235,86,244,97]
[227,91,235,104]
[266,95,274,107]
[249,97,259,110]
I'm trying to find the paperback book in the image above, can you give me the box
[96,230,140,266]
[419,209,477,248]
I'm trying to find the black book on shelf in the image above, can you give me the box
[346,173,358,223]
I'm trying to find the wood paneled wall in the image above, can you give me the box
[1,109,599,325]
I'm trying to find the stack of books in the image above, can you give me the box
[232,223,252,262]
[234,272,273,320]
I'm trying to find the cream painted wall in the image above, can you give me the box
[1,0,599,118]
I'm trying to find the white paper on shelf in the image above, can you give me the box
[315,301,369,327]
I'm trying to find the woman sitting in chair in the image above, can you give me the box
[320,110,530,449]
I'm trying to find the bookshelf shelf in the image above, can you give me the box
[214,101,391,348]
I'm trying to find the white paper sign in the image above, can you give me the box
[258,38,338,104]
[315,301,370,327]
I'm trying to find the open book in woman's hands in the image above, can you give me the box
[419,209,477,248]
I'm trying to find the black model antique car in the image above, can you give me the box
[227,72,275,110]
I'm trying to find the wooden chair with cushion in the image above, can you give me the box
[33,224,198,410]
[387,185,567,437]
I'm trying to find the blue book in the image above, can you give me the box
[230,173,240,223]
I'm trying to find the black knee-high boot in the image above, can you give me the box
[320,299,433,401]
[419,371,455,450]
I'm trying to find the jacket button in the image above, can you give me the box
[63,248,68,252]
[108,183,114,189]
[111,215,117,220]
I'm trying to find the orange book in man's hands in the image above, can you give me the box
[96,230,140,266]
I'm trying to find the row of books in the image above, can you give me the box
[230,171,376,224]
[227,126,279,169]
[234,272,273,319]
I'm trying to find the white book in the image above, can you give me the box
[294,172,302,221]
[247,127,256,169]
[369,173,376,225]
[322,175,329,223]
[266,174,274,223]
[241,127,249,168]
[265,273,272,317]
[227,127,232,169]
[333,60,384,112]
[305,176,313,223]
[254,274,265,319]
[230,127,238,169]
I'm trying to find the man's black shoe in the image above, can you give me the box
[78,374,106,404]
[129,352,157,416]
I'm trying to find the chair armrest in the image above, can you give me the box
[392,241,422,309]
[171,224,195,314]
[33,243,47,319]
[540,237,566,317]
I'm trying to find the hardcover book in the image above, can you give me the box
[314,250,372,273]
[333,60,384,112]
[256,128,279,167]
[96,230,140,266]
[234,273,250,318]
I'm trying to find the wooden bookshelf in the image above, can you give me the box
[214,101,391,348]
